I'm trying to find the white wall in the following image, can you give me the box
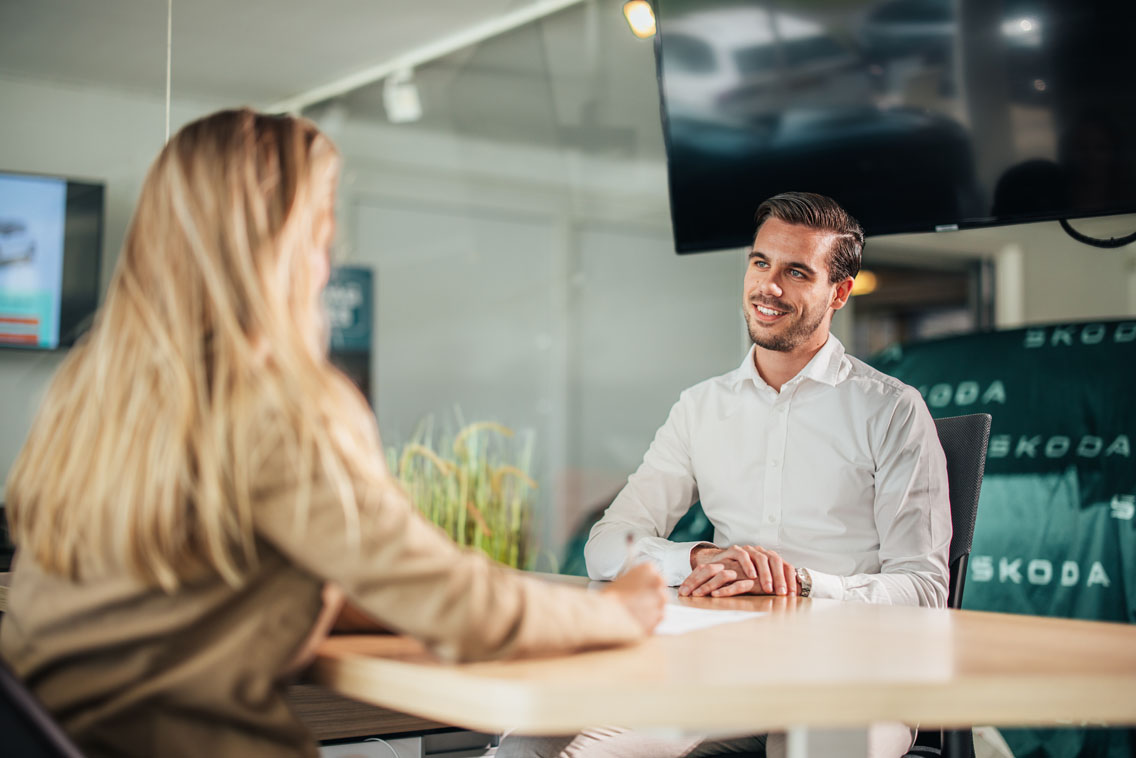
[327,116,746,547]
[0,75,227,490]
[869,216,1136,328]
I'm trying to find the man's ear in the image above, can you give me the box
[830,277,855,311]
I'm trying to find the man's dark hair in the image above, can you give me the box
[753,192,864,283]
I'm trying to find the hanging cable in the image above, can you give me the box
[165,0,173,142]
[1059,218,1136,249]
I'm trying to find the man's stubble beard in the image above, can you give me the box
[745,300,828,352]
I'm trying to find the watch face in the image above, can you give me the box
[796,568,811,597]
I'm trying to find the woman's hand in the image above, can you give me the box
[281,582,347,677]
[601,563,667,634]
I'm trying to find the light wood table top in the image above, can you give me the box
[312,581,1136,736]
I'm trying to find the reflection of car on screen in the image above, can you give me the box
[859,0,955,63]
[661,7,870,124]
[0,220,35,266]
[859,0,1048,102]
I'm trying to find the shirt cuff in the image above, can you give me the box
[804,567,844,601]
[661,541,710,586]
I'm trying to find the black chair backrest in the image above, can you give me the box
[933,413,992,610]
[0,658,86,758]
[1,505,15,572]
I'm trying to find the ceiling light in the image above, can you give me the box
[623,1,656,39]
[851,270,878,296]
[383,68,422,124]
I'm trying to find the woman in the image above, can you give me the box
[0,109,665,758]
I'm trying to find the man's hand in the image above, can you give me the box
[683,544,758,596]
[679,544,798,597]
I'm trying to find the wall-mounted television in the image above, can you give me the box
[655,0,1136,253]
[0,171,103,349]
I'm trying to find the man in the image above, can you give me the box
[498,192,948,758]
[586,191,950,612]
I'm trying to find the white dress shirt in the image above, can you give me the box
[585,336,951,608]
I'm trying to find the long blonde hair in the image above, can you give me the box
[7,109,387,591]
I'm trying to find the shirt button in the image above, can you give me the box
[769,459,779,467]
[767,515,777,524]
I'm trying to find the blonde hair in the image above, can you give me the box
[6,108,387,591]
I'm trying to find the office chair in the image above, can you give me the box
[904,412,992,758]
[0,658,86,757]
[936,413,993,613]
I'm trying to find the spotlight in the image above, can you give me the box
[623,1,656,39]
[851,270,878,296]
[383,68,422,124]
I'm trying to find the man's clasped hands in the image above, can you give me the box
[679,544,801,598]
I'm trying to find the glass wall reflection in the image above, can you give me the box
[298,7,746,557]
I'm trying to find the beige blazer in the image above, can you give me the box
[0,433,643,757]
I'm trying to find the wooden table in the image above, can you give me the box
[312,580,1136,757]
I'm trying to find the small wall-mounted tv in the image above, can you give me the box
[0,171,103,349]
[654,0,1136,253]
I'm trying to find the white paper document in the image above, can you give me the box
[654,604,765,636]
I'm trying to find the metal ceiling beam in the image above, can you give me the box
[266,0,587,114]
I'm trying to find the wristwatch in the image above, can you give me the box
[795,567,812,597]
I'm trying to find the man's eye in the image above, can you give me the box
[789,269,804,278]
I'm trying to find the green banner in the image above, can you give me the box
[324,266,373,353]
[872,321,1136,758]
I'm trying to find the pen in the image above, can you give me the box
[617,532,636,576]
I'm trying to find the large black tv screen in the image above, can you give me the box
[656,0,1136,252]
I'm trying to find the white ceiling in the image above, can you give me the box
[0,0,572,104]
[0,0,666,158]
[334,3,665,156]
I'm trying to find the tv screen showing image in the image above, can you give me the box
[654,0,1136,252]
[0,172,102,349]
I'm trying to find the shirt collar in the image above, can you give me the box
[731,335,850,391]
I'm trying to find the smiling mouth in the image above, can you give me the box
[752,302,790,321]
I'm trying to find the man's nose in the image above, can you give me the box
[758,274,784,298]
